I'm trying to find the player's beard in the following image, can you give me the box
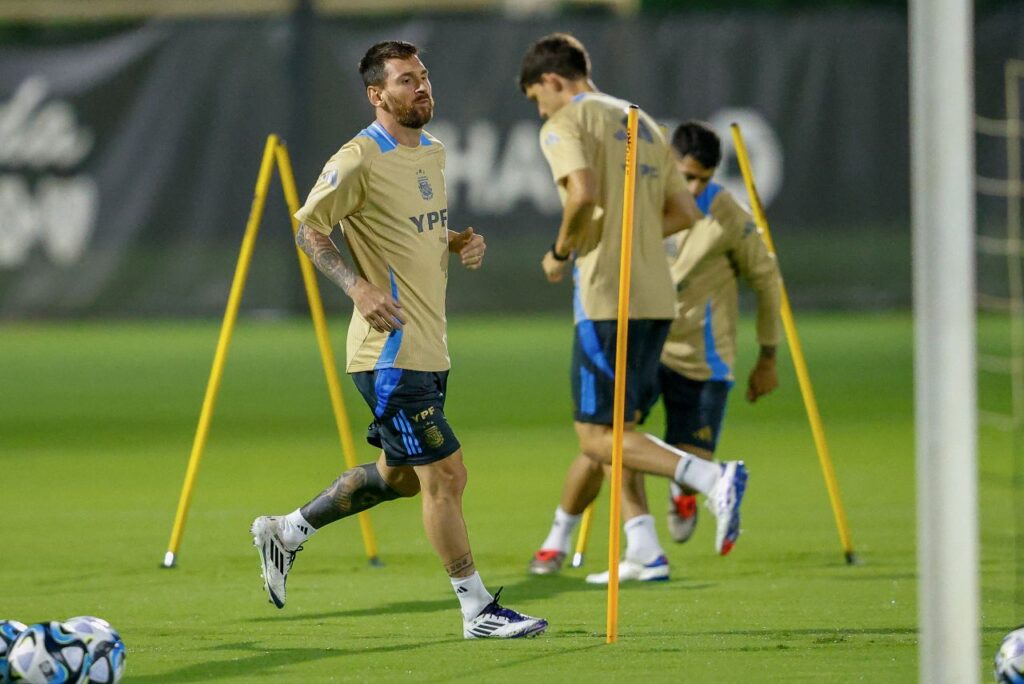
[383,93,433,129]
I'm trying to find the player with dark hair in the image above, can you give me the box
[659,120,781,545]
[519,33,752,581]
[250,40,547,639]
[581,122,782,582]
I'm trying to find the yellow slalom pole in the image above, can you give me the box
[730,123,858,564]
[607,105,640,643]
[571,504,594,568]
[274,141,382,566]
[161,134,279,568]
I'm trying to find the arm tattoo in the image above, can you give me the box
[445,552,475,578]
[296,224,358,294]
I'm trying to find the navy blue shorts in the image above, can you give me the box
[659,364,732,452]
[572,319,671,425]
[351,369,461,467]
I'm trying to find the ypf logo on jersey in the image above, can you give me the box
[416,169,433,200]
[0,76,98,269]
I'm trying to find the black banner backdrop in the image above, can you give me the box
[1,8,1022,318]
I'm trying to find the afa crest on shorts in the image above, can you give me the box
[424,424,445,449]
[416,169,433,200]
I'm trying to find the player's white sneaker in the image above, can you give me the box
[667,493,699,543]
[706,461,748,555]
[250,515,302,609]
[584,555,670,584]
[463,588,548,639]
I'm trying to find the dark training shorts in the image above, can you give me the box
[571,319,671,425]
[351,369,461,467]
[659,364,732,452]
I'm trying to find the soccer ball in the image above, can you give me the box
[995,626,1024,683]
[5,622,90,684]
[62,618,124,684]
[1,621,29,684]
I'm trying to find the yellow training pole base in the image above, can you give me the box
[160,552,177,569]
[572,504,595,568]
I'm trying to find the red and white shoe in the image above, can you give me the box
[667,493,699,543]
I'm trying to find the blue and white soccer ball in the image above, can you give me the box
[1,621,29,684]
[5,622,91,684]
[62,618,124,684]
[995,626,1024,683]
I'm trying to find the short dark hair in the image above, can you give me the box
[671,121,722,170]
[358,40,419,88]
[517,33,591,93]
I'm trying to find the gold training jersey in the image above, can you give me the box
[661,183,782,382]
[539,92,685,322]
[295,122,451,373]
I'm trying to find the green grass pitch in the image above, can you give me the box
[0,313,1018,681]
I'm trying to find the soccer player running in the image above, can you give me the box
[250,40,547,640]
[519,33,750,580]
[576,122,783,584]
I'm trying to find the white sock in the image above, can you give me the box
[624,514,664,564]
[539,506,582,553]
[669,481,685,499]
[644,434,722,495]
[280,510,315,549]
[451,572,493,621]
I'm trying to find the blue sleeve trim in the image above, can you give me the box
[703,300,732,382]
[695,182,724,216]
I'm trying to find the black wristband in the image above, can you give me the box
[550,243,570,261]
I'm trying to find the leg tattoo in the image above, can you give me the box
[445,552,475,578]
[300,463,402,529]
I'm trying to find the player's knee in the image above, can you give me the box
[575,423,613,462]
[420,455,467,499]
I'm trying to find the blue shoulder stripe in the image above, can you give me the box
[696,182,724,216]
[358,122,398,153]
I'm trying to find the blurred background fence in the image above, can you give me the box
[1,1,1022,317]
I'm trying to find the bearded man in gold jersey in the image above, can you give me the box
[250,40,547,639]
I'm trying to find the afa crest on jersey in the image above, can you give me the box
[416,170,433,200]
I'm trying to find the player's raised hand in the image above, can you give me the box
[450,227,486,270]
[350,278,405,333]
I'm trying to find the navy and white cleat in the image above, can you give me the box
[463,588,548,639]
[707,461,748,555]
[250,515,302,609]
[585,554,670,584]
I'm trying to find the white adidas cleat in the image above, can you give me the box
[250,515,302,609]
[585,555,670,585]
[463,588,548,639]
[706,461,748,556]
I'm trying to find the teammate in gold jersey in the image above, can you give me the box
[661,121,781,546]
[250,40,547,639]
[581,122,783,584]
[519,33,752,581]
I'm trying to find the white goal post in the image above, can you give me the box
[909,0,980,682]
